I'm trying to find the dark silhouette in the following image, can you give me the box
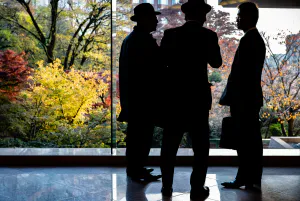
[118,3,162,182]
[125,178,151,201]
[219,2,266,190]
[159,0,222,199]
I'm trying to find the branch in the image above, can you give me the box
[287,71,300,96]
[68,5,108,67]
[0,15,42,43]
[71,98,87,123]
[16,0,46,43]
[64,13,91,69]
[292,86,300,100]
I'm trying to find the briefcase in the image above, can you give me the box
[219,116,238,150]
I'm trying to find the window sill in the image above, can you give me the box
[0,148,299,166]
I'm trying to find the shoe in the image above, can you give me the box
[143,172,162,182]
[221,180,245,189]
[245,183,262,192]
[221,180,261,190]
[128,171,162,182]
[144,168,154,173]
[190,186,209,200]
[161,187,173,197]
[127,167,154,176]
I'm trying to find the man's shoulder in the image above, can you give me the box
[164,26,216,36]
[164,27,181,35]
[122,32,133,43]
[201,27,216,35]
[123,30,149,45]
[241,29,265,47]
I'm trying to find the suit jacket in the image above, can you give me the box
[118,26,161,122]
[160,21,222,127]
[220,28,266,108]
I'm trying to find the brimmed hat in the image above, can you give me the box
[130,3,161,22]
[181,0,212,14]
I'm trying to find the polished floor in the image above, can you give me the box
[0,166,299,201]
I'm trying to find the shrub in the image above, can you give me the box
[269,123,282,136]
[209,71,222,83]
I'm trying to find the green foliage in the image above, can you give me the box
[0,0,111,68]
[0,29,15,49]
[269,123,282,136]
[0,94,30,140]
[152,127,163,148]
[0,1,113,148]
[209,71,222,83]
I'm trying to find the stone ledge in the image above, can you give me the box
[0,148,299,166]
[0,148,299,156]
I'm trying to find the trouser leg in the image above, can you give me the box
[160,127,184,188]
[126,121,154,174]
[233,107,263,184]
[189,113,210,188]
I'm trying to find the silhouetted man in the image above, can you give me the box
[220,2,266,190]
[159,0,222,199]
[118,3,162,182]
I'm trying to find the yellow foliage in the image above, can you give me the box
[25,59,109,124]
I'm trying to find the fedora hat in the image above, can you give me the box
[130,3,161,22]
[181,0,212,14]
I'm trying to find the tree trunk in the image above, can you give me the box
[265,119,272,139]
[288,118,295,137]
[47,0,59,63]
[280,123,287,136]
[46,47,54,63]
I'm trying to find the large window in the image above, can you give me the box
[0,0,112,148]
[114,0,300,150]
[1,0,299,152]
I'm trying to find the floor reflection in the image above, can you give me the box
[0,167,299,201]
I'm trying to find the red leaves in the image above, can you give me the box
[0,50,32,100]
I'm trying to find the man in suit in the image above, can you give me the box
[220,2,266,189]
[118,3,162,182]
[159,0,222,199]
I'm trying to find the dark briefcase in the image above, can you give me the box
[219,116,238,150]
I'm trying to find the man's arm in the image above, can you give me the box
[208,32,222,68]
[119,40,129,111]
[238,36,258,105]
[160,30,173,68]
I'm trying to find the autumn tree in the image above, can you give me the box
[0,0,111,69]
[0,0,61,63]
[63,0,111,70]
[154,6,238,42]
[18,59,110,145]
[261,31,300,137]
[0,49,31,100]
[0,49,31,141]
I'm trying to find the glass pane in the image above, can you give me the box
[114,0,300,152]
[0,0,112,148]
[212,1,300,149]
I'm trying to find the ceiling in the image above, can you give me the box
[218,0,300,8]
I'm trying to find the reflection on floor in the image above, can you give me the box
[0,167,299,201]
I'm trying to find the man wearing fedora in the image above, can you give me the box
[118,3,162,181]
[159,0,222,199]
